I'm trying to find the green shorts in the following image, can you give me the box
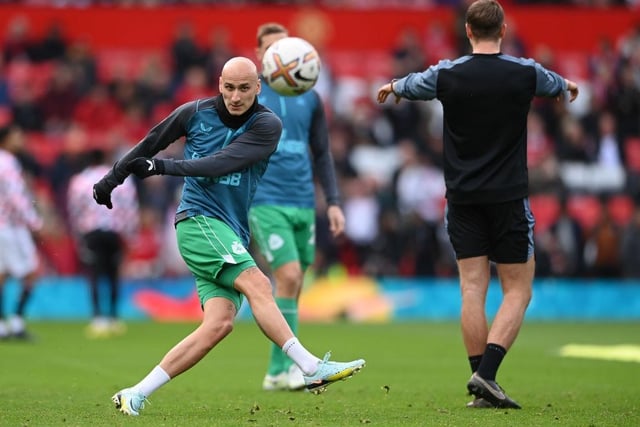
[249,205,315,271]
[176,215,256,312]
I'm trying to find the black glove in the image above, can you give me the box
[126,157,165,179]
[93,179,114,209]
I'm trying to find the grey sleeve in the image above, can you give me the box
[394,61,445,101]
[162,112,282,178]
[308,96,341,206]
[534,62,567,98]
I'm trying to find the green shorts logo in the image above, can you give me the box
[268,234,285,251]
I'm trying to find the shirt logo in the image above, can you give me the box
[231,241,247,255]
[200,122,212,133]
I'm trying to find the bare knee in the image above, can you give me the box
[200,319,234,350]
[235,266,273,303]
[507,285,532,306]
[273,262,303,297]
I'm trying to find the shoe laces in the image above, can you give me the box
[132,394,150,411]
[321,351,332,364]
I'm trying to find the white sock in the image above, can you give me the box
[9,315,25,334]
[282,338,321,375]
[0,320,9,337]
[132,365,171,397]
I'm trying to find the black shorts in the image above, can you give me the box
[445,198,535,263]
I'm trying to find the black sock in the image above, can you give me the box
[16,288,32,316]
[477,343,506,381]
[468,355,483,374]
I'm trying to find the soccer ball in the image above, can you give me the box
[261,37,321,97]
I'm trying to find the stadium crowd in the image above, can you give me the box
[6,0,639,8]
[2,9,640,280]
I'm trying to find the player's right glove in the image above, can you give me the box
[93,179,115,209]
[126,157,166,179]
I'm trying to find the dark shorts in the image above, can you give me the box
[445,198,535,263]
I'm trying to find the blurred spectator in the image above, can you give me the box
[2,15,34,63]
[313,183,346,277]
[620,199,640,277]
[500,19,526,57]
[390,139,446,276]
[73,83,123,132]
[203,27,235,87]
[136,51,174,117]
[48,124,92,219]
[29,21,67,63]
[1,5,639,281]
[378,88,430,147]
[66,148,139,338]
[64,39,98,96]
[588,37,618,112]
[110,78,142,112]
[537,194,586,277]
[594,110,624,169]
[0,123,43,339]
[121,206,161,279]
[0,56,10,109]
[453,0,475,56]
[391,27,427,76]
[10,82,44,132]
[169,21,205,91]
[527,110,562,194]
[362,208,403,277]
[342,177,380,274]
[556,115,597,163]
[608,62,640,140]
[327,120,358,179]
[584,198,622,277]
[157,191,190,277]
[423,20,456,64]
[119,102,152,144]
[173,65,212,106]
[38,61,80,132]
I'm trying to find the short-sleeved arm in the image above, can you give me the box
[533,62,568,98]
[393,59,460,101]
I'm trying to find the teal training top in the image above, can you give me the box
[101,95,282,246]
[252,78,340,208]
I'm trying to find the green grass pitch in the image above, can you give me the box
[0,321,638,426]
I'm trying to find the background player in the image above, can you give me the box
[251,22,346,391]
[0,123,43,340]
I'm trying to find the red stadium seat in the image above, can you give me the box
[24,131,64,168]
[327,50,392,79]
[6,59,55,99]
[554,50,589,81]
[624,137,640,173]
[606,194,635,226]
[96,49,170,82]
[529,193,561,234]
[566,194,603,232]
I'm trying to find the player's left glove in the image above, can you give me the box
[126,157,166,179]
